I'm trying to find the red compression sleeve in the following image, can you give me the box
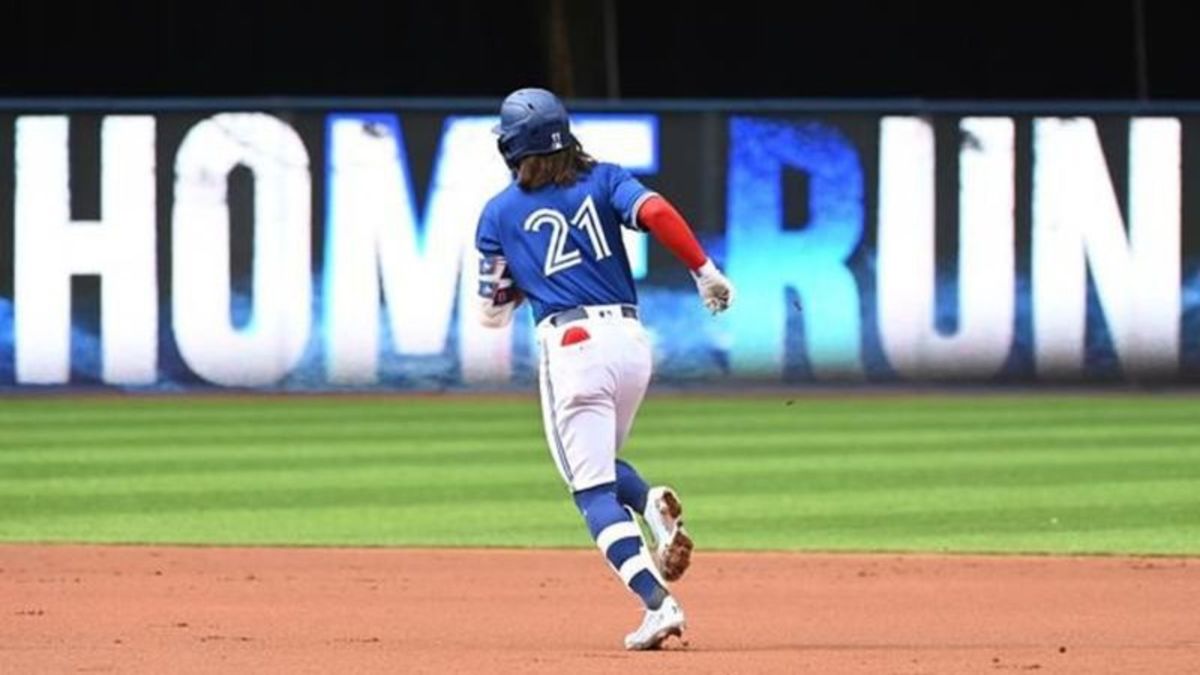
[636,195,708,271]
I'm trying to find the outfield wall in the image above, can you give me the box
[1,99,1198,390]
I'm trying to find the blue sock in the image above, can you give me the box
[574,483,668,610]
[614,459,650,514]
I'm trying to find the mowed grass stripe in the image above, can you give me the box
[5,481,1195,552]
[1,437,1194,486]
[3,416,1195,455]
[2,452,1193,509]
[0,402,538,431]
[4,395,1196,421]
[2,432,1192,478]
[3,449,1195,519]
[699,497,1200,543]
[6,474,1192,520]
[2,462,1193,521]
[1,419,1193,464]
[0,396,533,418]
[3,393,1195,427]
[5,391,1194,414]
[4,408,1195,439]
[0,394,1197,553]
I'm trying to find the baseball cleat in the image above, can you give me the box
[624,595,686,651]
[644,486,693,582]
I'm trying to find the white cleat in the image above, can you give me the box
[624,595,686,651]
[644,486,693,582]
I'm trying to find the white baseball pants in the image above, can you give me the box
[537,305,653,492]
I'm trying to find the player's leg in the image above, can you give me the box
[612,320,653,512]
[614,459,649,513]
[538,333,618,489]
[540,320,685,649]
[573,482,685,650]
[613,320,652,456]
[611,319,693,582]
[573,483,668,609]
[536,358,575,486]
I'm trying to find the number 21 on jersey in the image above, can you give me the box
[523,195,612,276]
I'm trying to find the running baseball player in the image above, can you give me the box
[475,88,734,650]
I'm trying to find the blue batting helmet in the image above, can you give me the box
[493,88,575,167]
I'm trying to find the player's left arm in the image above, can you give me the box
[477,254,524,329]
[475,203,524,329]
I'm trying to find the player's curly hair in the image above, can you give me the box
[516,142,597,190]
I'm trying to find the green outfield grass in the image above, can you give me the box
[0,392,1197,555]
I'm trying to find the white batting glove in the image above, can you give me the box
[690,259,735,314]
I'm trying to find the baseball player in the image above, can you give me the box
[475,88,734,650]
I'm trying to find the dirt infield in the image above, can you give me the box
[1,546,1196,674]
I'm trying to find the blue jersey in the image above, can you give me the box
[475,162,654,324]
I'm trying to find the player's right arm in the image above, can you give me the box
[608,165,734,314]
[635,196,734,314]
[475,202,524,329]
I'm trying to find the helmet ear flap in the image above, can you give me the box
[498,137,519,168]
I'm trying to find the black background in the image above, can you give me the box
[1,0,1194,101]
